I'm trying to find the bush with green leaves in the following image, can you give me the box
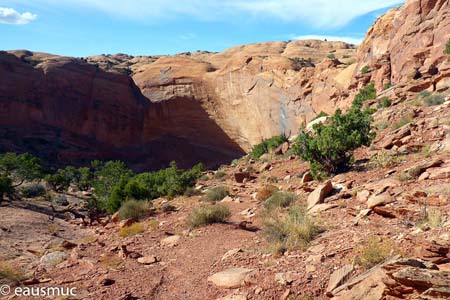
[0,152,42,187]
[294,85,375,179]
[20,183,46,198]
[353,82,376,105]
[250,135,288,158]
[0,176,13,201]
[423,94,445,106]
[201,186,229,202]
[186,204,231,228]
[105,162,203,213]
[360,66,370,74]
[117,199,151,220]
[263,206,320,254]
[377,97,391,109]
[264,192,295,210]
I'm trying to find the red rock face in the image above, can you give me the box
[356,0,450,91]
[0,51,244,170]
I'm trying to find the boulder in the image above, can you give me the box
[137,256,159,265]
[208,268,255,289]
[40,251,67,267]
[307,180,333,210]
[301,172,313,184]
[234,172,251,183]
[326,265,354,296]
[161,235,181,247]
[367,193,394,209]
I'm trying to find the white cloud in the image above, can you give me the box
[294,35,364,45]
[0,7,37,24]
[21,0,404,27]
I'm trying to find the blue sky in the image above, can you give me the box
[1,1,404,57]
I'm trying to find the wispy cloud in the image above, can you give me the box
[180,33,196,40]
[0,7,37,25]
[294,35,364,45]
[16,0,404,28]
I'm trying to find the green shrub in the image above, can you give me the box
[118,222,145,237]
[117,199,151,220]
[187,204,231,228]
[21,183,46,198]
[377,97,391,108]
[393,116,413,129]
[213,171,227,179]
[201,186,229,202]
[250,135,288,159]
[264,191,295,210]
[423,94,445,106]
[384,82,393,90]
[0,175,13,200]
[104,162,202,213]
[184,187,202,197]
[353,82,376,105]
[263,206,320,254]
[293,86,375,178]
[0,152,42,186]
[356,236,393,269]
[327,53,335,59]
[445,37,450,55]
[361,66,370,74]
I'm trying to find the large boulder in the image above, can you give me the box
[307,180,333,210]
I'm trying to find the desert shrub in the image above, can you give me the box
[213,171,227,179]
[117,199,151,220]
[21,183,46,198]
[423,94,445,106]
[369,151,402,168]
[353,82,376,104]
[52,194,69,206]
[361,66,370,74]
[0,175,13,200]
[118,222,145,237]
[293,86,375,178]
[103,162,202,213]
[187,204,231,228]
[377,97,391,108]
[202,186,229,202]
[445,37,450,54]
[0,262,25,282]
[0,152,42,186]
[264,191,295,210]
[250,135,288,159]
[384,82,393,90]
[256,185,279,201]
[184,187,202,197]
[393,116,413,130]
[356,236,393,269]
[93,161,134,205]
[327,53,335,59]
[263,206,320,254]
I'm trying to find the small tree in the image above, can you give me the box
[0,153,42,187]
[293,86,375,179]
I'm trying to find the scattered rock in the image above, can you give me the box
[40,251,67,267]
[222,248,243,261]
[98,277,115,286]
[161,235,181,247]
[137,256,159,265]
[301,171,313,184]
[326,264,354,295]
[367,193,394,209]
[208,268,255,289]
[307,180,333,210]
[234,172,251,183]
[275,272,296,285]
